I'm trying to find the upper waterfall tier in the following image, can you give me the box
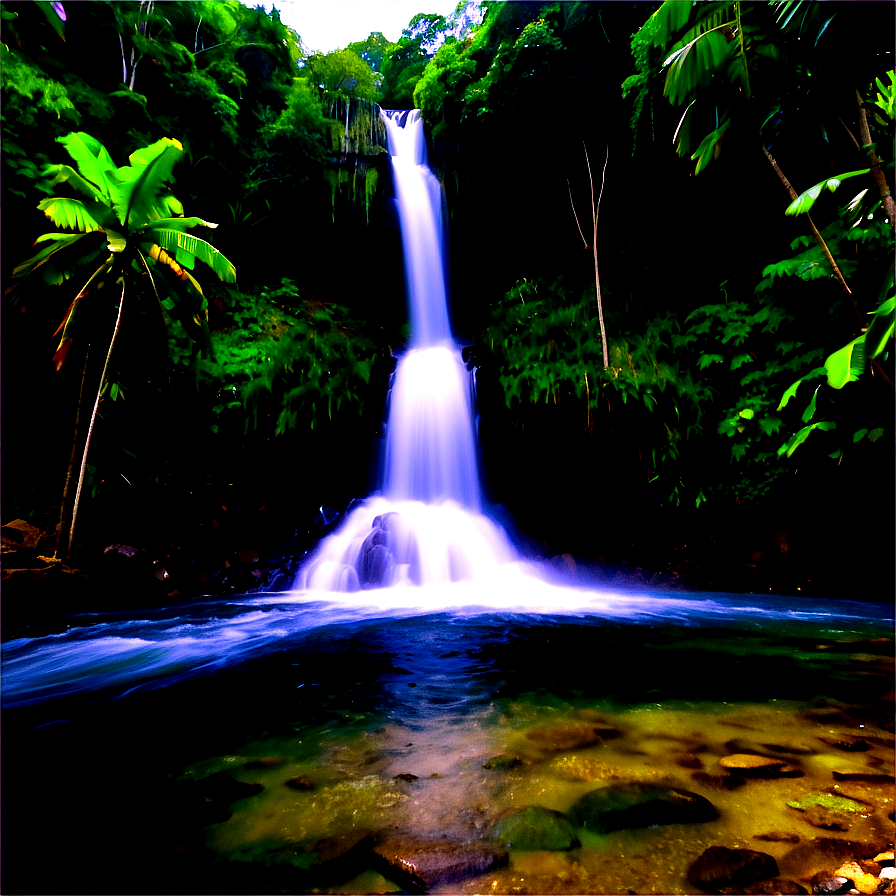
[381,109,452,348]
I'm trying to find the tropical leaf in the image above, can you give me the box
[664,21,733,106]
[777,420,836,458]
[147,228,236,282]
[108,138,184,227]
[777,366,826,410]
[37,196,107,233]
[649,0,697,48]
[784,169,870,215]
[801,384,820,423]
[691,118,730,174]
[44,163,109,202]
[864,269,895,359]
[824,335,865,389]
[11,233,87,279]
[56,132,118,196]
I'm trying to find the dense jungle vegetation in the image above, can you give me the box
[2,0,893,602]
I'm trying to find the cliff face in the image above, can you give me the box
[319,93,390,224]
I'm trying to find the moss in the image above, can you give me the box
[786,793,865,814]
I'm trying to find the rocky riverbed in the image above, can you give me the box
[171,683,894,894]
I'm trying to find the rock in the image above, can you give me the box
[818,736,872,752]
[676,753,705,769]
[483,754,522,770]
[754,832,801,844]
[1,519,41,549]
[781,838,887,881]
[393,773,418,782]
[874,852,895,865]
[809,876,852,895]
[524,720,619,752]
[492,806,580,852]
[361,543,391,588]
[719,754,801,777]
[371,839,507,891]
[832,862,880,895]
[831,766,895,783]
[687,846,779,893]
[284,775,315,791]
[692,771,748,790]
[786,793,867,831]
[237,548,260,564]
[567,782,718,834]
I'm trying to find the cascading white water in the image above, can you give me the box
[295,109,520,592]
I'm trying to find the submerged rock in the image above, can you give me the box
[524,720,619,752]
[483,754,523,770]
[786,792,867,832]
[567,782,718,834]
[687,845,779,893]
[371,839,507,891]
[492,806,580,852]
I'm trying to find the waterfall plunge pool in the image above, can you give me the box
[2,585,893,895]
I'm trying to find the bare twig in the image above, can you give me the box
[584,142,610,370]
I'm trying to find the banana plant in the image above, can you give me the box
[10,131,236,558]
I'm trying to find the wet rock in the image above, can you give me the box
[831,766,895,783]
[831,861,881,895]
[483,754,523,770]
[810,875,852,895]
[676,753,705,769]
[719,753,802,777]
[284,775,315,791]
[687,846,779,893]
[786,793,867,831]
[567,782,718,834]
[754,832,802,844]
[361,543,392,588]
[818,736,872,752]
[781,838,888,881]
[492,806,580,852]
[371,839,508,891]
[393,773,418,783]
[692,770,748,790]
[524,720,619,752]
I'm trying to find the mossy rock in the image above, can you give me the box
[786,793,865,814]
[568,783,718,834]
[493,806,580,852]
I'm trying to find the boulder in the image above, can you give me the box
[371,839,507,891]
[687,846,779,893]
[492,806,580,852]
[567,782,718,834]
[719,754,801,777]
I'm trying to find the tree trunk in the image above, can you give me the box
[68,283,125,556]
[855,87,896,231]
[54,346,90,561]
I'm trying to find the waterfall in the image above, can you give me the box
[294,109,519,592]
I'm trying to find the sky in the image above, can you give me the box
[247,1,465,54]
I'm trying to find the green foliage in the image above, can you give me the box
[486,276,710,504]
[784,170,871,216]
[304,49,380,101]
[195,280,377,435]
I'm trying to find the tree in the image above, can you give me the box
[9,132,236,557]
[303,48,379,101]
